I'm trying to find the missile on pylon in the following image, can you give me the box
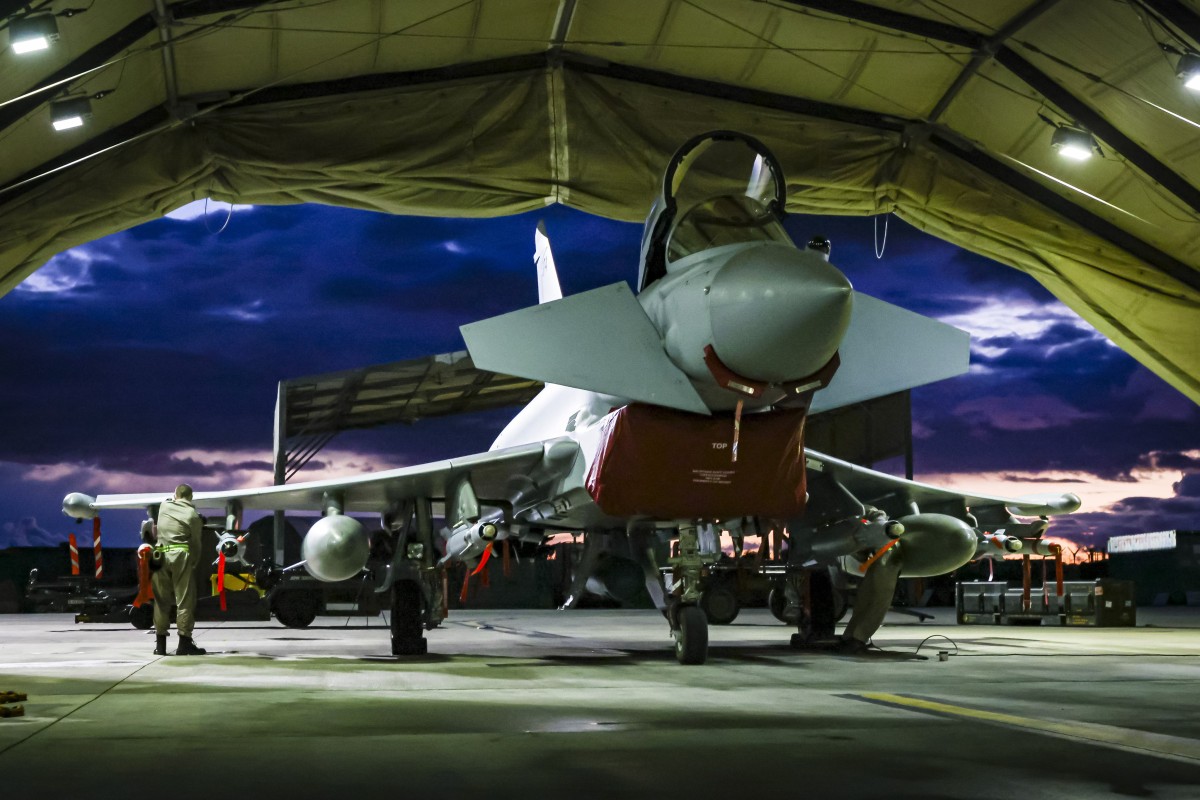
[441,520,502,564]
[976,532,1025,557]
[215,531,250,566]
[1022,538,1060,556]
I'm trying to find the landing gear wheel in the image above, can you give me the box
[803,568,838,640]
[128,603,153,630]
[391,580,427,656]
[768,586,798,625]
[272,589,320,629]
[700,585,740,625]
[832,586,848,623]
[673,605,709,665]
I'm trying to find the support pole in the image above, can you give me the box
[1054,545,1064,597]
[415,498,443,626]
[904,390,914,480]
[272,381,287,565]
[1021,553,1032,611]
[152,0,180,116]
[224,499,243,533]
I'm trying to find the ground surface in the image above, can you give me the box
[1,608,1198,799]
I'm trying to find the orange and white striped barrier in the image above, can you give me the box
[68,533,80,576]
[92,517,103,580]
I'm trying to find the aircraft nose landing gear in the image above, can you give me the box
[667,521,716,665]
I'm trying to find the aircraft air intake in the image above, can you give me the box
[441,520,502,564]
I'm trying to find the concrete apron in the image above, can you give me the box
[1,608,1199,799]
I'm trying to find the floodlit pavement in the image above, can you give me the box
[1,608,1199,799]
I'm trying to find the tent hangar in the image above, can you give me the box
[1,0,1197,401]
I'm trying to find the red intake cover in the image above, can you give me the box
[585,404,808,519]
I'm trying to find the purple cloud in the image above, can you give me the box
[0,206,1194,551]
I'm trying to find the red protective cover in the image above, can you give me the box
[585,404,808,519]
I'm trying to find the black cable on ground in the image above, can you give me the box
[0,655,164,760]
[914,633,960,657]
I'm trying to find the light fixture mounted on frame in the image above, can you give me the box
[50,97,92,131]
[1051,125,1098,161]
[1178,53,1200,92]
[9,14,59,54]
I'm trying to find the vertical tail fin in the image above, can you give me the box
[534,220,563,304]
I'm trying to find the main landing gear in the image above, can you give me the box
[382,498,444,657]
[391,579,427,656]
[787,567,839,647]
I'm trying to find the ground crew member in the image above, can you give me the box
[143,484,207,656]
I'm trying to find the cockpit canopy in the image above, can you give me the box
[638,131,788,291]
[666,195,792,265]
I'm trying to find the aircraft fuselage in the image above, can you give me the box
[490,236,854,529]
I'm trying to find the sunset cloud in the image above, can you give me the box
[20,446,407,496]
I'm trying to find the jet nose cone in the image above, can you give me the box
[707,244,852,382]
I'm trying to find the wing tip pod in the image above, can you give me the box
[62,492,98,519]
[1007,492,1082,516]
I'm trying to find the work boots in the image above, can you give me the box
[154,634,167,656]
[176,635,207,656]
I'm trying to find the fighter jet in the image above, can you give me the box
[63,131,1079,664]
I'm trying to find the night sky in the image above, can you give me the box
[1,200,1196,550]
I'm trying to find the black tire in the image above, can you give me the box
[128,603,153,630]
[391,580,427,656]
[768,586,799,625]
[701,584,740,625]
[674,605,708,665]
[831,586,849,623]
[806,568,837,639]
[272,589,320,628]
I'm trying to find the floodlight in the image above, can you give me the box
[1051,125,1096,161]
[1178,53,1200,91]
[10,14,58,55]
[50,97,92,131]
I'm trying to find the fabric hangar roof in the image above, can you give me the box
[1,0,1197,400]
